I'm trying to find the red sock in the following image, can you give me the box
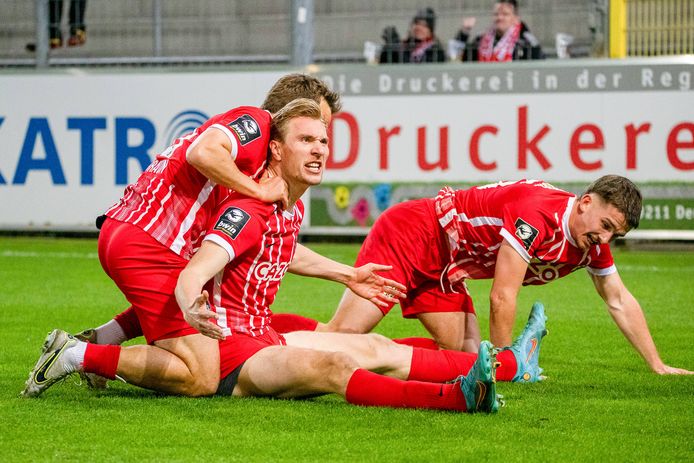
[393,337,440,350]
[271,313,318,333]
[408,347,477,382]
[345,369,467,411]
[82,344,121,379]
[114,306,143,340]
[495,350,518,381]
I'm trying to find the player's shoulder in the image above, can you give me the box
[207,106,267,125]
[210,194,274,240]
[217,192,274,218]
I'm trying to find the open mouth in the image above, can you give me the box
[305,161,322,174]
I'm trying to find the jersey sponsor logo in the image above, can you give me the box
[514,218,539,250]
[227,114,261,145]
[253,261,290,282]
[214,207,250,239]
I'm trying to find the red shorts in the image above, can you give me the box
[98,218,197,343]
[218,328,286,379]
[355,198,475,318]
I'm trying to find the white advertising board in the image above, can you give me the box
[0,59,692,230]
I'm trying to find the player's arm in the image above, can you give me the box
[591,271,693,375]
[288,243,406,307]
[187,128,288,207]
[175,240,230,340]
[489,239,529,347]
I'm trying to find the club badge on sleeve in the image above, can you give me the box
[227,115,261,145]
[514,218,539,250]
[214,207,251,239]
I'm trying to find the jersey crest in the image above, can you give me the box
[214,207,250,239]
[514,217,539,250]
[227,115,262,145]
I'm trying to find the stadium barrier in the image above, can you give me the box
[0,59,692,239]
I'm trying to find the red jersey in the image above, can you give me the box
[203,195,304,337]
[105,106,270,260]
[434,180,615,292]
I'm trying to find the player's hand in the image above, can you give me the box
[347,263,407,307]
[257,175,289,209]
[653,364,694,375]
[182,290,225,340]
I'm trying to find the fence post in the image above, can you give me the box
[609,0,627,57]
[35,0,49,67]
[153,0,163,57]
[291,0,314,66]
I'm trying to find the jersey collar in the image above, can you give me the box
[563,196,578,248]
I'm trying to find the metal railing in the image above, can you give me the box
[2,1,691,68]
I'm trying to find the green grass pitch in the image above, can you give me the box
[1,237,692,462]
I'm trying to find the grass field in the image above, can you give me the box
[1,237,693,462]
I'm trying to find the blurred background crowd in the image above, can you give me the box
[2,0,692,68]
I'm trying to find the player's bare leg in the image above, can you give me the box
[463,313,481,352]
[233,344,498,412]
[283,331,412,379]
[317,288,384,334]
[116,334,219,396]
[233,346,355,398]
[415,311,479,352]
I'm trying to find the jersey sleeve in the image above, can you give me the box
[203,198,267,263]
[498,197,554,263]
[585,243,616,276]
[209,107,270,161]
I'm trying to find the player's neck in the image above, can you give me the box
[286,182,309,209]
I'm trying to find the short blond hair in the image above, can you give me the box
[270,98,323,143]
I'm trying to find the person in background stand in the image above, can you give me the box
[454,0,544,62]
[379,7,446,64]
[26,0,88,51]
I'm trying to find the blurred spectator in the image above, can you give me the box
[454,0,544,62]
[379,7,446,64]
[26,0,88,52]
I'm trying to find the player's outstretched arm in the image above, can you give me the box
[175,241,230,340]
[591,272,694,375]
[489,240,528,347]
[289,244,406,306]
[187,128,289,207]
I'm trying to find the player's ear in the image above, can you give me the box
[577,194,592,212]
[269,139,282,161]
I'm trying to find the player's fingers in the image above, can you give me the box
[388,280,406,291]
[202,323,224,340]
[368,264,393,273]
[383,280,407,293]
[200,309,219,320]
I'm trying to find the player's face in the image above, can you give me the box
[570,194,628,250]
[494,2,519,35]
[280,117,329,188]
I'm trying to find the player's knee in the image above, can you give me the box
[312,351,358,390]
[435,335,465,352]
[191,376,219,397]
[324,320,366,335]
[363,333,395,354]
[176,370,219,397]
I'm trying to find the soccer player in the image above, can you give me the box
[274,177,693,376]
[29,74,343,396]
[22,99,548,410]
